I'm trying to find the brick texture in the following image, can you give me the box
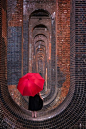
[0,0,86,129]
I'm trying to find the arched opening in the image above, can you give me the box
[33,24,48,31]
[0,1,85,128]
[28,8,51,100]
[30,9,50,17]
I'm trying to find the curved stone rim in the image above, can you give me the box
[0,79,85,128]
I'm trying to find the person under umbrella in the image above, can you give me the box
[28,92,43,118]
[17,73,45,118]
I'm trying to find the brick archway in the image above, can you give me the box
[0,0,86,128]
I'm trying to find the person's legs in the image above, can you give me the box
[34,111,37,118]
[32,111,34,118]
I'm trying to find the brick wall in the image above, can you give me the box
[56,0,71,105]
[7,0,23,106]
[0,0,86,128]
[70,0,86,128]
[7,0,22,85]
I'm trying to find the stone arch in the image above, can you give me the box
[29,9,51,18]
[33,24,48,31]
[0,0,85,128]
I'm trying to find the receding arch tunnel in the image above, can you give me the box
[0,0,85,128]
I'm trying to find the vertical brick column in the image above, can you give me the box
[45,19,56,100]
[0,0,2,80]
[70,0,75,97]
[74,0,86,127]
[23,19,29,75]
[51,20,56,90]
[7,0,22,85]
[70,0,86,128]
[75,0,86,105]
[75,0,86,81]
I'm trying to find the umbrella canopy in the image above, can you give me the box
[17,73,45,97]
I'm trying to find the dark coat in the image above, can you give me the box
[28,94,43,111]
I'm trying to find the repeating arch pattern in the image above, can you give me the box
[0,0,86,128]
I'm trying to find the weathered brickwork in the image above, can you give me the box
[1,0,7,80]
[73,0,86,128]
[0,0,86,128]
[7,0,71,110]
[7,0,23,104]
[56,0,71,105]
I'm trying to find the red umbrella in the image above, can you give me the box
[17,73,45,97]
